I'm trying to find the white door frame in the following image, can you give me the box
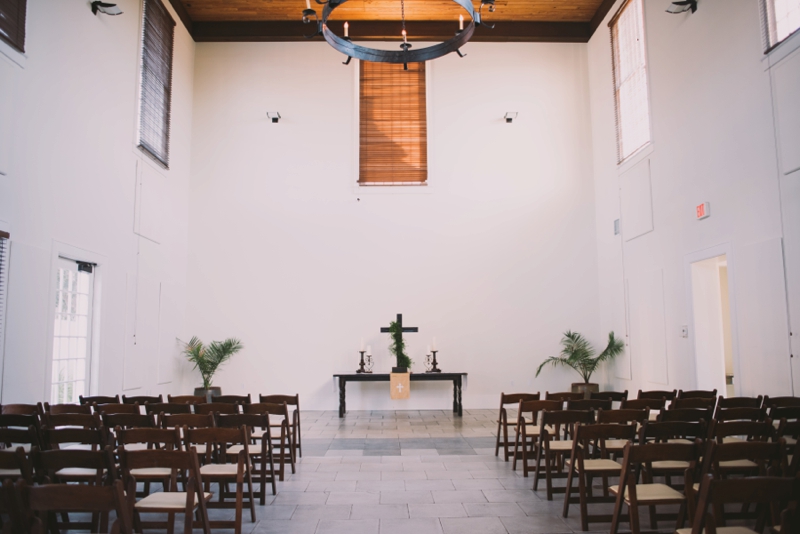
[683,242,741,396]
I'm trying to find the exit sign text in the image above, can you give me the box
[696,202,710,220]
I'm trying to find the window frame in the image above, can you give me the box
[356,59,430,187]
[609,0,653,166]
[0,0,27,54]
[761,0,800,52]
[137,0,176,170]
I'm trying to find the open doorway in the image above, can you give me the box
[690,254,735,397]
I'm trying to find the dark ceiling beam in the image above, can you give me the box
[167,0,193,34]
[191,20,592,43]
[589,0,619,34]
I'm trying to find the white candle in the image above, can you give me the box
[366,345,372,355]
[431,337,437,351]
[344,22,349,37]
[426,345,431,355]
[306,0,311,9]
[459,15,464,30]
[402,29,407,43]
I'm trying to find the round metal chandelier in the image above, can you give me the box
[302,0,496,68]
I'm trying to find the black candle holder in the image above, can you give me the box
[356,351,367,373]
[427,350,442,373]
[365,353,373,373]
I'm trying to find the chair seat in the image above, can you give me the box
[250,429,267,439]
[675,528,757,534]
[200,464,241,476]
[136,491,213,511]
[121,443,150,451]
[667,439,694,445]
[63,443,94,450]
[547,440,573,451]
[227,445,246,456]
[609,483,686,504]
[565,458,621,471]
[605,439,630,451]
[651,460,691,470]
[130,467,172,478]
[718,459,758,469]
[722,436,745,444]
[0,468,21,477]
[785,437,797,446]
[186,444,207,455]
[55,467,105,478]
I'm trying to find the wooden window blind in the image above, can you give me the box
[762,0,800,50]
[138,0,175,169]
[0,232,8,373]
[359,61,428,185]
[0,0,26,53]
[610,0,651,163]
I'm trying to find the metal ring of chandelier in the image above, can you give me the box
[302,0,495,65]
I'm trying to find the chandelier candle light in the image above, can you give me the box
[302,0,497,69]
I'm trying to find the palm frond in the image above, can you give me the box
[183,337,243,389]
[535,330,623,384]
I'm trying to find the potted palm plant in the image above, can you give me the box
[183,336,243,402]
[535,331,624,398]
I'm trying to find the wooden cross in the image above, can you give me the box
[380,314,419,336]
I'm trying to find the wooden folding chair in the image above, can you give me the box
[596,408,649,457]
[145,403,192,426]
[638,420,706,491]
[566,399,613,412]
[562,422,636,531]
[590,390,628,403]
[534,409,594,501]
[185,426,257,534]
[167,395,205,405]
[494,393,540,461]
[121,394,163,405]
[43,412,102,430]
[245,403,295,480]
[214,395,252,405]
[677,389,717,400]
[658,407,713,424]
[610,442,698,534]
[42,426,106,452]
[259,395,302,458]
[42,403,92,415]
[118,447,211,534]
[671,397,716,411]
[678,475,800,534]
[93,403,139,416]
[79,395,120,406]
[17,478,135,534]
[769,406,800,424]
[762,395,800,409]
[716,395,763,409]
[709,419,775,445]
[621,398,667,423]
[637,389,677,401]
[545,391,584,403]
[2,404,41,416]
[0,417,42,451]
[216,413,277,502]
[116,427,183,497]
[195,402,239,416]
[511,399,562,477]
[775,419,800,474]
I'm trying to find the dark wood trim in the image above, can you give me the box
[0,231,9,239]
[192,20,591,43]
[166,0,193,35]
[590,0,619,35]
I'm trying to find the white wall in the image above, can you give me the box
[588,0,800,397]
[186,42,602,410]
[0,0,195,403]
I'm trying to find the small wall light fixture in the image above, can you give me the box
[504,112,518,124]
[267,112,282,123]
[666,0,697,14]
[91,2,123,15]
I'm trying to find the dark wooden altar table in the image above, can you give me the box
[332,373,467,418]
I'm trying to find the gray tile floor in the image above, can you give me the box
[188,410,677,534]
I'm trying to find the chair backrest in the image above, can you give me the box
[44,403,92,415]
[161,412,214,429]
[1,404,40,416]
[589,390,628,402]
[637,389,677,401]
[20,478,134,534]
[0,446,33,483]
[541,409,594,440]
[185,426,248,463]
[32,447,116,483]
[769,406,800,421]
[620,398,667,411]
[167,395,205,405]
[118,447,202,490]
[640,420,707,443]
[121,394,163,405]
[714,406,767,422]
[762,395,800,409]
[213,394,252,404]
[144,402,192,416]
[43,412,101,430]
[79,395,120,406]
[671,397,716,410]
[572,423,637,456]
[708,420,775,443]
[259,394,299,408]
[94,403,139,415]
[245,402,291,419]
[677,389,717,400]
[566,399,612,411]
[498,393,541,407]
[700,440,785,479]
[0,413,41,429]
[42,427,106,450]
[116,427,182,450]
[0,426,40,449]
[689,475,800,534]
[623,441,699,466]
[516,400,563,425]
[716,395,763,409]
[658,407,713,423]
[596,408,649,425]
[102,412,156,430]
[215,413,270,433]
[544,391,584,402]
[195,402,239,415]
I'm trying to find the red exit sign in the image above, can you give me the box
[696,202,710,220]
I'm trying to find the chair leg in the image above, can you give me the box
[512,427,521,471]
[533,440,543,490]
[495,416,502,458]
[561,462,575,519]
[610,492,624,534]
[630,502,642,534]
[544,447,554,501]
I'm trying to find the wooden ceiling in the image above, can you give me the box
[169,0,617,42]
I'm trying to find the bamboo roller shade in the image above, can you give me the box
[359,61,428,185]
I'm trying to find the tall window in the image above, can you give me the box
[138,0,175,168]
[610,0,651,163]
[50,258,95,405]
[0,0,27,53]
[359,61,428,186]
[0,232,8,383]
[763,0,800,48]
